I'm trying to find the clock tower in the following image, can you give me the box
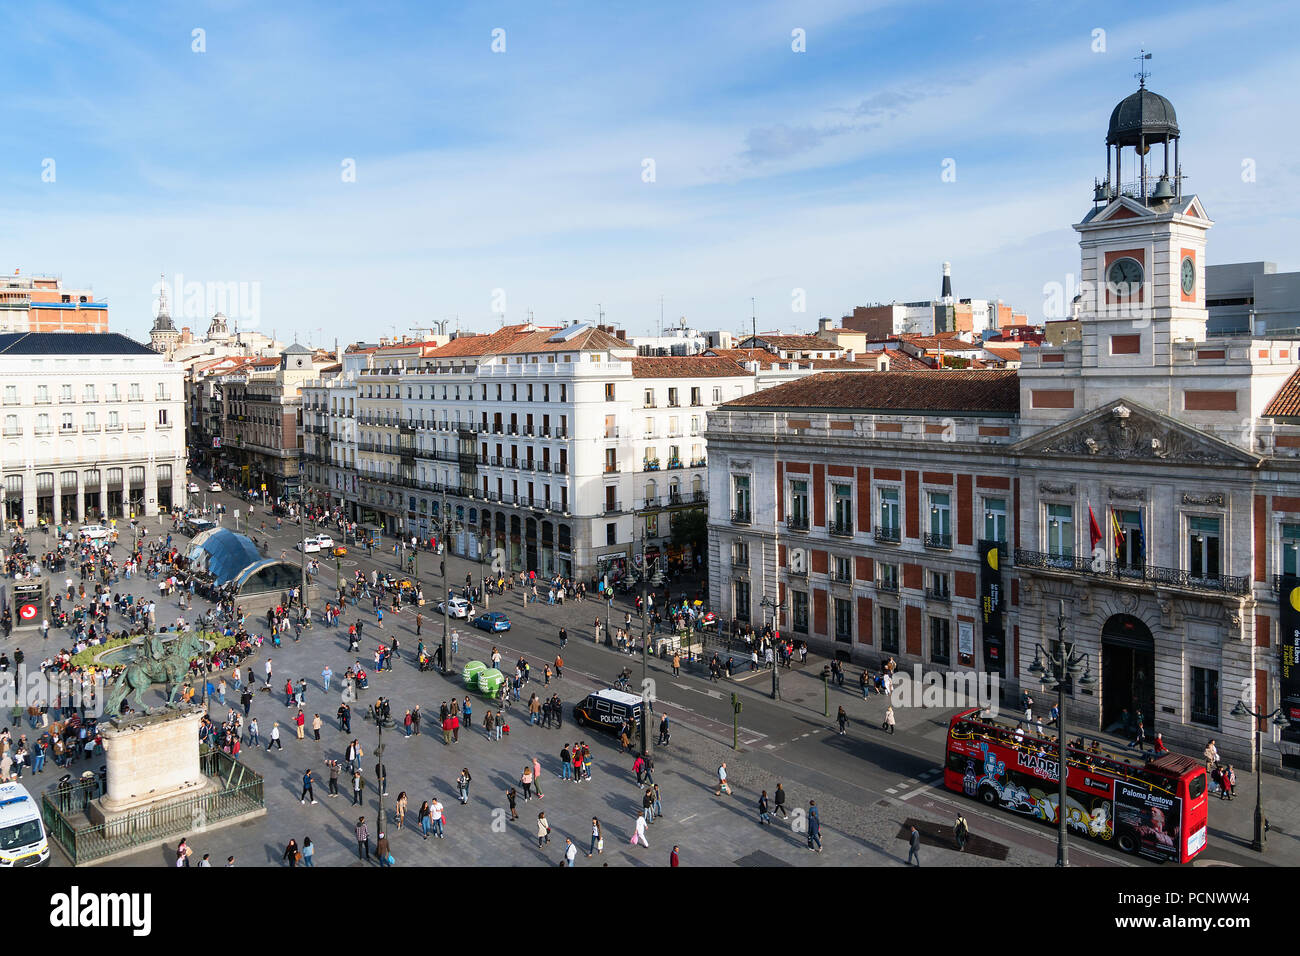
[1075,74,1212,370]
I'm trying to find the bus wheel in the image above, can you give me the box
[978,786,999,807]
[1116,832,1138,854]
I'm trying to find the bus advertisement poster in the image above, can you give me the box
[1278,574,1300,726]
[1113,779,1181,863]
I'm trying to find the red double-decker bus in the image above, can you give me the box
[943,708,1208,863]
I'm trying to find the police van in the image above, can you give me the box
[572,688,646,732]
[0,782,51,866]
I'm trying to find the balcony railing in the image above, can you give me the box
[831,572,852,585]
[874,525,901,544]
[730,509,751,525]
[604,463,621,474]
[829,519,854,537]
[1015,549,1250,596]
[923,531,953,550]
[603,500,623,514]
[733,556,749,569]
[877,578,899,593]
[786,515,809,532]
[926,587,951,602]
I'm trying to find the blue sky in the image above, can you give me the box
[2,0,1297,345]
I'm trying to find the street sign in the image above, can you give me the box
[260,483,266,491]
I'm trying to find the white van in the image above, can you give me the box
[0,782,50,866]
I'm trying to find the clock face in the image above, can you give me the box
[1107,258,1144,295]
[1181,257,1195,295]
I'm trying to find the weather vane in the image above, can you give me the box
[1134,49,1152,87]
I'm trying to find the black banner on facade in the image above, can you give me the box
[979,539,1004,677]
[1279,574,1300,725]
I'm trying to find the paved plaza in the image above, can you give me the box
[7,503,1300,868]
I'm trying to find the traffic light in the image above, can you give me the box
[731,692,742,714]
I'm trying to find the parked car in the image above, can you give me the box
[187,482,201,494]
[436,596,472,619]
[208,482,222,493]
[472,611,511,633]
[78,525,110,541]
[331,545,348,557]
[313,533,335,548]
[296,538,321,553]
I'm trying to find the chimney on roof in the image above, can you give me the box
[941,262,953,304]
[817,317,832,334]
[846,348,855,362]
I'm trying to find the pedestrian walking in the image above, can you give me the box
[907,824,920,865]
[266,722,282,751]
[588,816,603,857]
[758,790,771,825]
[837,705,848,736]
[355,817,370,861]
[351,770,364,805]
[300,768,317,804]
[714,762,730,796]
[954,814,969,851]
[883,705,896,735]
[774,783,788,819]
[537,811,551,847]
[456,767,471,804]
[632,813,649,848]
[807,800,823,852]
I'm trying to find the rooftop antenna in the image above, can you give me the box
[597,303,605,327]
[659,294,664,340]
[1134,49,1152,88]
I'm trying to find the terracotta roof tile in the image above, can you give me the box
[630,356,750,378]
[426,324,629,360]
[1265,368,1300,417]
[721,369,1019,415]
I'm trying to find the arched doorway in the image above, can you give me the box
[1101,614,1155,734]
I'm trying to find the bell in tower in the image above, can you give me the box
[1096,51,1182,209]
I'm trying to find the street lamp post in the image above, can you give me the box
[440,485,451,675]
[480,533,490,612]
[760,596,784,701]
[1229,698,1287,852]
[1027,599,1094,867]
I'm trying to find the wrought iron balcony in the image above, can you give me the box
[923,531,953,550]
[829,519,854,537]
[786,514,810,532]
[876,578,899,593]
[874,525,901,544]
[1015,549,1250,596]
[926,587,951,602]
[730,509,751,525]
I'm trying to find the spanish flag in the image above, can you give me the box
[1110,509,1125,557]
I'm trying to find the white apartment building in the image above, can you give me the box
[0,332,186,527]
[317,323,839,582]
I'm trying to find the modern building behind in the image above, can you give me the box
[0,272,109,334]
[1206,261,1300,337]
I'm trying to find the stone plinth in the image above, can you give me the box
[88,706,210,822]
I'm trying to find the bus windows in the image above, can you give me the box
[1187,772,1206,800]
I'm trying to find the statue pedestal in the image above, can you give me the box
[87,706,214,824]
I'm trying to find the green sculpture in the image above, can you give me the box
[103,632,213,718]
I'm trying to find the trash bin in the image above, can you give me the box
[461,660,486,688]
[476,668,504,697]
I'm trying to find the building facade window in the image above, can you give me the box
[930,617,951,665]
[1047,503,1074,560]
[879,606,900,654]
[1115,508,1144,569]
[831,483,853,535]
[878,487,900,539]
[1282,523,1300,577]
[734,580,751,622]
[834,598,853,643]
[732,475,751,522]
[927,491,951,547]
[1190,666,1219,727]
[878,562,899,592]
[791,590,809,634]
[1188,516,1222,580]
[984,497,1007,546]
[788,478,809,529]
